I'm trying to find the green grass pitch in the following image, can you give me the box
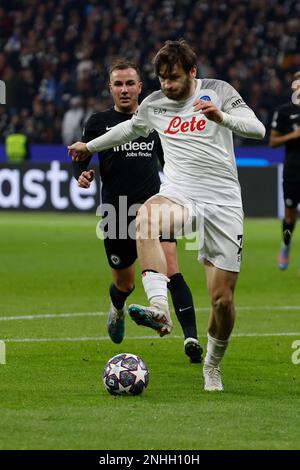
[0,213,300,450]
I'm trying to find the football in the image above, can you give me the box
[103,353,149,396]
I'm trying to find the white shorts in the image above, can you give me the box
[158,184,244,272]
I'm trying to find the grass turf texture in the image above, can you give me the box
[0,213,300,450]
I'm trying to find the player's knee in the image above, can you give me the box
[136,204,158,237]
[211,291,233,313]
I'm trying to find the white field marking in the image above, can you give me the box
[0,340,6,364]
[3,332,300,344]
[0,312,103,321]
[1,306,300,322]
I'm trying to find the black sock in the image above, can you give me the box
[282,220,295,246]
[109,283,134,310]
[168,273,198,340]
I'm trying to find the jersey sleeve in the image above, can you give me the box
[271,108,286,134]
[86,99,152,154]
[82,113,104,142]
[130,98,153,136]
[218,81,265,139]
[220,82,251,115]
[72,114,97,179]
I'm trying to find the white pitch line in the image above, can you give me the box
[0,312,103,321]
[3,332,300,344]
[1,306,300,322]
[4,335,165,343]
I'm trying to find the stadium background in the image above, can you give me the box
[0,0,300,451]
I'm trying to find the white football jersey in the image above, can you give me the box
[131,79,256,207]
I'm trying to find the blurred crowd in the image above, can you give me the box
[0,0,299,146]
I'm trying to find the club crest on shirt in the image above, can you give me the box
[110,254,121,265]
[199,95,211,101]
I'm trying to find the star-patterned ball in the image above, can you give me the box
[103,353,149,396]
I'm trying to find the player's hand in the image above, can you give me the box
[68,142,91,161]
[193,99,223,123]
[78,170,95,188]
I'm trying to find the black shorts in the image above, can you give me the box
[102,206,176,270]
[283,180,300,209]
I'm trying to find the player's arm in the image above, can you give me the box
[220,106,266,139]
[269,128,300,147]
[71,114,96,177]
[72,155,93,178]
[156,135,165,168]
[72,113,95,188]
[77,169,95,188]
[194,82,265,139]
[269,109,300,147]
[68,102,151,161]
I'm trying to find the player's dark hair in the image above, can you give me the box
[109,59,141,80]
[153,39,197,77]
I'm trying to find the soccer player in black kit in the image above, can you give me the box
[72,59,203,362]
[270,71,300,271]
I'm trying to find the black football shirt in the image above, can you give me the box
[272,102,300,181]
[72,108,164,204]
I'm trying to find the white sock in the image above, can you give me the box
[204,333,229,368]
[142,271,169,308]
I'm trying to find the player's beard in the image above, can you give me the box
[163,75,193,101]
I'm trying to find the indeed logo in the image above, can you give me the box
[164,116,206,135]
[114,141,154,152]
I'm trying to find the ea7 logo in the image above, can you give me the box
[154,108,166,115]
[0,80,6,104]
[291,340,300,365]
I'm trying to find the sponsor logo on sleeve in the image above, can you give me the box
[231,97,245,108]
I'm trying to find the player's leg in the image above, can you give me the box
[278,181,298,270]
[161,239,203,362]
[278,209,297,270]
[105,235,137,344]
[199,204,243,391]
[203,263,238,391]
[129,195,189,336]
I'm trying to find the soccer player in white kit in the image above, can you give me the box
[69,40,265,391]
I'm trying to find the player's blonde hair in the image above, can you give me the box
[109,59,141,80]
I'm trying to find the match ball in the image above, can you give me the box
[103,353,149,396]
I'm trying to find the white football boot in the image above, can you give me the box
[203,363,224,391]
